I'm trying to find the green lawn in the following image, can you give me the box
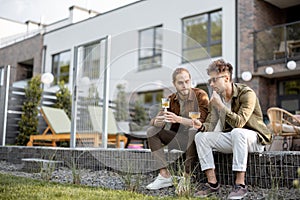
[0,173,205,200]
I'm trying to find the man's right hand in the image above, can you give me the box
[154,116,165,127]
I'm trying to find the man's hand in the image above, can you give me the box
[210,91,224,110]
[154,116,165,127]
[164,111,181,123]
[192,119,202,129]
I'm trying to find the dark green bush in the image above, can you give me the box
[16,75,42,145]
[54,81,72,119]
[115,84,129,121]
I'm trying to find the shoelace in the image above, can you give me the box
[232,185,243,192]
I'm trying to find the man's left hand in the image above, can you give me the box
[210,91,224,110]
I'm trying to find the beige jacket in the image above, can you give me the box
[202,83,272,145]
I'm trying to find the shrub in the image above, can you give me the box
[115,84,129,121]
[54,81,72,118]
[16,75,42,145]
[132,100,147,126]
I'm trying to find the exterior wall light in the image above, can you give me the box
[265,67,274,75]
[241,71,252,82]
[41,72,54,84]
[287,60,296,70]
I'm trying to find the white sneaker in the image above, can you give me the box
[146,174,173,190]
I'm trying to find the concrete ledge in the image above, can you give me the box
[210,151,300,188]
[1,146,299,188]
[21,158,64,173]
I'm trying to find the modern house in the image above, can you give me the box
[0,0,300,145]
[42,0,234,109]
[41,0,300,114]
[240,0,300,115]
[0,6,99,145]
[0,18,43,85]
[0,6,98,86]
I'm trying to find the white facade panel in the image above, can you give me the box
[43,0,236,100]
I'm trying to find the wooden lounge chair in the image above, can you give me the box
[273,40,293,59]
[88,106,127,148]
[27,106,99,147]
[267,107,300,150]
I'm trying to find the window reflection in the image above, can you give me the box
[139,25,162,70]
[182,10,222,62]
[279,80,300,95]
[278,79,300,113]
[52,50,71,85]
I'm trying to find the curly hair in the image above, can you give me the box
[207,59,233,81]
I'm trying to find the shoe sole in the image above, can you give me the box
[227,193,248,199]
[194,190,219,198]
[146,183,173,190]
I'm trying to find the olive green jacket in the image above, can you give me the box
[202,83,272,145]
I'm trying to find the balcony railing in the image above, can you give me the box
[253,21,300,69]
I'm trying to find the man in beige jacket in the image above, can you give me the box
[193,59,272,199]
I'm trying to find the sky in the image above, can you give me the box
[0,0,139,24]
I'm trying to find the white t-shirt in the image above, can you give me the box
[214,98,231,132]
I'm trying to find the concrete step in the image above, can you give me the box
[21,158,64,173]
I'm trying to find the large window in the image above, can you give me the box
[52,50,71,85]
[182,10,222,62]
[138,25,163,71]
[82,41,101,79]
[278,79,300,113]
[138,90,163,106]
[77,39,107,81]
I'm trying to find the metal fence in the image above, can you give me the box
[0,65,58,145]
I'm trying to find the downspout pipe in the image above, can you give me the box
[235,0,239,83]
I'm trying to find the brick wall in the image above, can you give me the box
[237,0,289,113]
[0,34,43,84]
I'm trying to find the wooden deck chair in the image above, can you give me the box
[116,121,148,149]
[267,107,300,150]
[88,106,127,148]
[27,106,99,147]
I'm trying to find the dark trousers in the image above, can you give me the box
[147,126,198,174]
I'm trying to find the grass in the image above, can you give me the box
[0,173,205,200]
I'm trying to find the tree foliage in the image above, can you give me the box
[132,100,147,126]
[16,75,42,145]
[54,81,72,118]
[115,84,128,121]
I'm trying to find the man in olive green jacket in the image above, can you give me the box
[193,59,272,199]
